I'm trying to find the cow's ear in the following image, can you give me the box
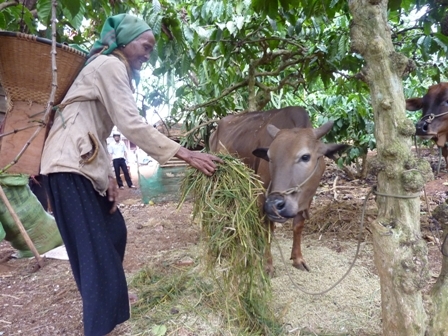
[313,121,334,139]
[252,148,269,161]
[406,98,423,111]
[267,124,280,138]
[321,144,350,160]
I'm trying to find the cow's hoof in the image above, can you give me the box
[292,261,310,272]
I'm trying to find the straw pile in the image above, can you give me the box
[178,153,282,335]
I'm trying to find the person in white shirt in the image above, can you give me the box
[108,132,136,189]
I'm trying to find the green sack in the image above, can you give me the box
[139,166,186,204]
[0,174,63,258]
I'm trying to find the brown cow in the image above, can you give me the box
[406,82,448,165]
[209,106,347,274]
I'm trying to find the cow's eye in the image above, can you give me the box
[301,154,310,162]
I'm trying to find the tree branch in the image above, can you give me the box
[255,56,303,77]
[183,78,249,111]
[255,75,305,93]
[0,0,19,11]
[183,48,307,113]
[180,118,220,138]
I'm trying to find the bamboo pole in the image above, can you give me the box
[0,184,45,268]
[0,125,40,140]
[0,126,45,174]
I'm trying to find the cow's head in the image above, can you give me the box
[253,121,347,223]
[406,83,448,147]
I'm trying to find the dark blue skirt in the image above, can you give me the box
[45,172,129,336]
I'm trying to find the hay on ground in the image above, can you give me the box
[306,199,377,240]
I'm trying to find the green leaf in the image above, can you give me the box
[267,38,280,49]
[152,67,165,76]
[433,33,448,52]
[194,25,210,39]
[423,20,431,36]
[0,13,5,29]
[337,34,347,60]
[183,25,195,43]
[235,15,245,30]
[62,1,85,30]
[18,8,37,34]
[422,35,432,52]
[37,0,52,25]
[152,14,163,36]
[267,16,277,31]
[226,21,236,35]
[216,22,226,30]
[60,0,81,20]
[251,0,278,20]
[212,1,225,20]
[153,0,162,13]
[151,324,167,336]
[388,0,402,12]
[201,1,210,18]
[176,85,187,97]
[169,19,186,45]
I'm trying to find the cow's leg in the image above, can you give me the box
[290,214,309,271]
[442,144,448,169]
[264,219,275,276]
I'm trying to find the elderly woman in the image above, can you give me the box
[40,14,221,336]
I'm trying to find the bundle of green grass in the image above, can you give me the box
[179,153,282,335]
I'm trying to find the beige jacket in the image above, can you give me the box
[40,55,180,195]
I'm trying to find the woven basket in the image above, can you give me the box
[0,32,87,175]
[0,31,87,105]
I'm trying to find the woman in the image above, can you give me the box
[40,14,221,336]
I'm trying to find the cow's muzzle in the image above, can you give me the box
[415,120,436,138]
[264,193,292,222]
[415,120,430,136]
[415,112,448,137]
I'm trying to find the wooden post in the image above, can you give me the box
[0,184,45,268]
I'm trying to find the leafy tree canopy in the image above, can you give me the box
[1,0,447,174]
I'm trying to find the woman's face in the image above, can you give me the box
[121,31,155,70]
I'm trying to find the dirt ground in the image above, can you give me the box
[0,148,446,336]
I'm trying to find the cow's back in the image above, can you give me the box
[209,106,311,169]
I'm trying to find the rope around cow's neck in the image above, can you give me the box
[418,110,448,124]
[265,156,323,197]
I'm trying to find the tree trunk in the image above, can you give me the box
[429,204,448,335]
[348,0,433,334]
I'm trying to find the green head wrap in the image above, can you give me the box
[87,13,151,62]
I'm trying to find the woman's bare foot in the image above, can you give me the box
[129,292,138,305]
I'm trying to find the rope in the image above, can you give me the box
[266,156,322,197]
[276,188,374,296]
[372,186,421,199]
[278,184,428,295]
[417,110,448,125]
[371,187,448,255]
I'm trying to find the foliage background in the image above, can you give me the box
[1,0,448,175]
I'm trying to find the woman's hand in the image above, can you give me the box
[107,176,119,213]
[175,147,223,176]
